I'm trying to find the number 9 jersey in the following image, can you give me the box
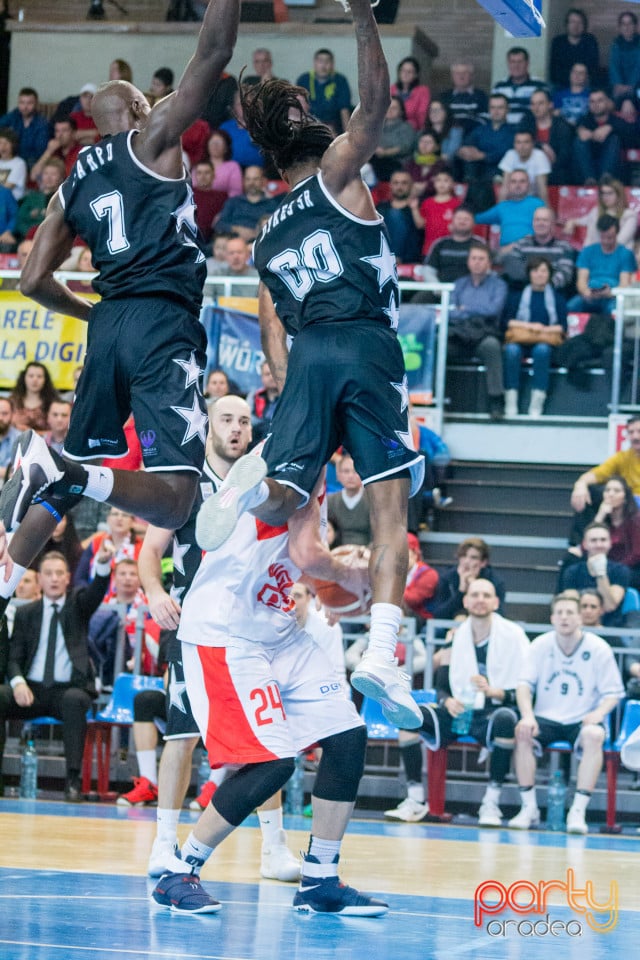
[252,171,400,335]
[59,130,206,313]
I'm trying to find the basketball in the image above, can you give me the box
[312,545,371,616]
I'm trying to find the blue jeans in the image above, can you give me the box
[573,133,622,183]
[566,294,615,314]
[503,341,552,391]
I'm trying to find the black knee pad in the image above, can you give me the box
[487,707,518,745]
[133,689,166,723]
[38,490,84,522]
[313,725,367,803]
[213,757,295,827]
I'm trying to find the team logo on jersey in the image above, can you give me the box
[139,430,156,449]
[256,562,295,613]
[582,651,591,660]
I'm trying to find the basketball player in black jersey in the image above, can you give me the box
[197,0,425,731]
[0,0,240,612]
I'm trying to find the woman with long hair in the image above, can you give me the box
[390,56,430,132]
[564,175,637,249]
[568,474,640,586]
[370,95,416,182]
[10,361,60,433]
[204,129,242,197]
[422,99,463,164]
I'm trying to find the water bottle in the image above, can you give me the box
[546,771,567,831]
[285,754,305,815]
[452,685,476,736]
[197,752,210,793]
[19,734,38,799]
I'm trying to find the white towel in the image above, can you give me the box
[449,614,529,709]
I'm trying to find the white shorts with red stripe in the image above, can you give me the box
[181,629,363,766]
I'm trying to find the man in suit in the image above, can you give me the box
[0,544,112,800]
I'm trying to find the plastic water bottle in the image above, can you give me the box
[19,734,38,799]
[546,771,567,831]
[452,685,476,736]
[197,752,210,793]
[285,754,305,815]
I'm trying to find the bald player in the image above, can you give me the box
[0,0,240,610]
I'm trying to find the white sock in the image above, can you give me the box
[519,787,537,809]
[243,480,269,511]
[83,465,114,502]
[484,782,501,805]
[367,602,402,661]
[407,782,425,803]
[136,750,157,785]
[570,791,590,815]
[181,831,216,872]
[0,561,27,599]
[156,807,180,845]
[258,806,284,847]
[306,836,341,868]
[208,765,228,787]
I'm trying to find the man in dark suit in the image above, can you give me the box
[0,544,112,800]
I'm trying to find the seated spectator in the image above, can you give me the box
[215,166,279,242]
[297,48,352,136]
[610,10,640,101]
[0,397,21,484]
[32,515,83,581]
[387,579,528,825]
[550,8,600,90]
[208,234,258,296]
[0,128,27,201]
[423,206,479,283]
[220,88,265,169]
[414,169,461,257]
[69,84,99,146]
[0,548,112,801]
[498,130,550,202]
[563,175,637,250]
[108,59,133,84]
[0,87,50,169]
[65,245,96,293]
[558,522,630,627]
[499,206,575,303]
[14,158,65,242]
[503,256,567,418]
[29,117,81,183]
[403,132,449,199]
[509,592,623,834]
[520,89,574,186]
[243,48,277,87]
[447,244,508,420]
[574,89,635,184]
[10,361,60,434]
[567,214,635,315]
[475,169,545,247]
[205,129,242,198]
[43,399,71,456]
[571,415,640,512]
[431,536,506,620]
[0,184,18,253]
[370,96,416,182]
[423,100,463,166]
[390,56,430,132]
[568,476,640,588]
[74,506,142,593]
[148,67,174,105]
[440,60,488,135]
[457,93,515,193]
[578,588,604,629]
[492,46,549,126]
[553,62,591,127]
[328,453,371,547]
[204,368,231,401]
[407,419,452,530]
[377,170,424,265]
[205,231,231,276]
[5,569,42,639]
[192,160,227,245]
[403,533,439,623]
[246,359,280,445]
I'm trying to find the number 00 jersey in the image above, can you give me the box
[252,171,400,336]
[59,130,205,311]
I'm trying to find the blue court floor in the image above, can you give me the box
[1,799,639,960]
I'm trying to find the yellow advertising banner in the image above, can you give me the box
[0,291,92,391]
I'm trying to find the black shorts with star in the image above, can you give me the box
[165,656,200,739]
[64,296,208,473]
[262,319,424,502]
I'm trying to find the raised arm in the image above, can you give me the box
[321,0,390,195]
[137,0,240,163]
[19,192,94,321]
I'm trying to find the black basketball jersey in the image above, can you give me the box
[59,130,206,311]
[252,172,400,336]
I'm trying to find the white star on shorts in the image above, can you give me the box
[171,393,209,446]
[168,663,188,715]
[173,351,203,389]
[391,374,410,413]
[172,538,191,576]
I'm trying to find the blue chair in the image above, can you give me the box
[82,674,164,799]
[360,688,435,740]
[621,587,640,616]
[615,699,640,755]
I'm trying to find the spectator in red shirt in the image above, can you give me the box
[403,533,439,621]
[192,160,228,244]
[412,169,461,257]
[69,84,99,146]
[30,118,81,184]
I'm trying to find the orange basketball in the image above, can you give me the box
[312,544,371,616]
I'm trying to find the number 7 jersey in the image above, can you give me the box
[252,171,400,335]
[59,130,206,311]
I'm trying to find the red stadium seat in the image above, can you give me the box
[371,182,392,205]
[556,186,597,224]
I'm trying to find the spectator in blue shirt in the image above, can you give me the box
[0,397,22,483]
[457,93,515,184]
[574,88,636,184]
[610,10,640,101]
[0,87,51,170]
[296,48,352,136]
[568,214,636,315]
[475,169,545,247]
[0,184,18,252]
[553,62,591,127]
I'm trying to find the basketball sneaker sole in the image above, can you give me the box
[195,454,267,551]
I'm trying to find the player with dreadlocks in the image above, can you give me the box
[197,0,425,731]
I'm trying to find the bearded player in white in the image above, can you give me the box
[151,468,387,916]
